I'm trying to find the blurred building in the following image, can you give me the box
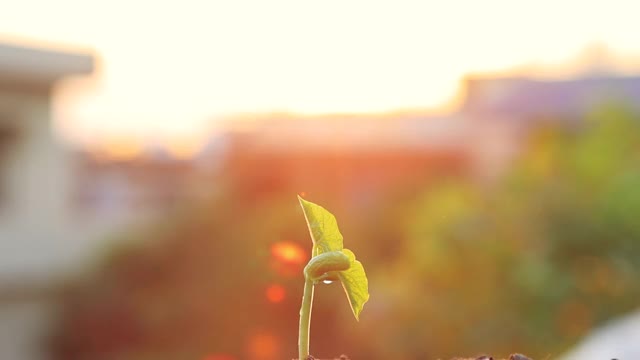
[461,75,640,179]
[0,42,92,360]
[209,115,470,209]
[463,75,640,119]
[201,75,640,192]
[74,152,202,222]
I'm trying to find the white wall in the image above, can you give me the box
[0,88,75,281]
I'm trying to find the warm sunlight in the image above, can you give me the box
[5,3,640,358]
[2,0,640,150]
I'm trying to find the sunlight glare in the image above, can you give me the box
[271,241,306,265]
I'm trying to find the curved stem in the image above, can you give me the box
[298,278,314,360]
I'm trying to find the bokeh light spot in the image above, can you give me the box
[265,284,286,303]
[271,241,306,265]
[246,332,280,360]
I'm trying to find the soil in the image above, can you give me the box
[450,354,533,360]
[299,353,533,360]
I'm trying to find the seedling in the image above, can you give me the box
[297,196,369,360]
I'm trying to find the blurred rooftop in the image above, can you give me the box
[463,75,640,119]
[0,42,93,88]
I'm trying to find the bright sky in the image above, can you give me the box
[1,0,640,154]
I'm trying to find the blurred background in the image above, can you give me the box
[1,1,640,359]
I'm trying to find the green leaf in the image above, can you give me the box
[298,195,344,256]
[338,249,369,321]
[298,196,369,320]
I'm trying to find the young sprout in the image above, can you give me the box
[297,196,369,360]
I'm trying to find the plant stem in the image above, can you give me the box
[298,278,314,360]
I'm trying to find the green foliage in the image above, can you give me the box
[384,107,640,358]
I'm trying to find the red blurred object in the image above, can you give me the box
[246,332,280,360]
[271,241,306,265]
[270,241,307,277]
[265,284,286,303]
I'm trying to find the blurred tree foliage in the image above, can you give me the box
[51,107,640,360]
